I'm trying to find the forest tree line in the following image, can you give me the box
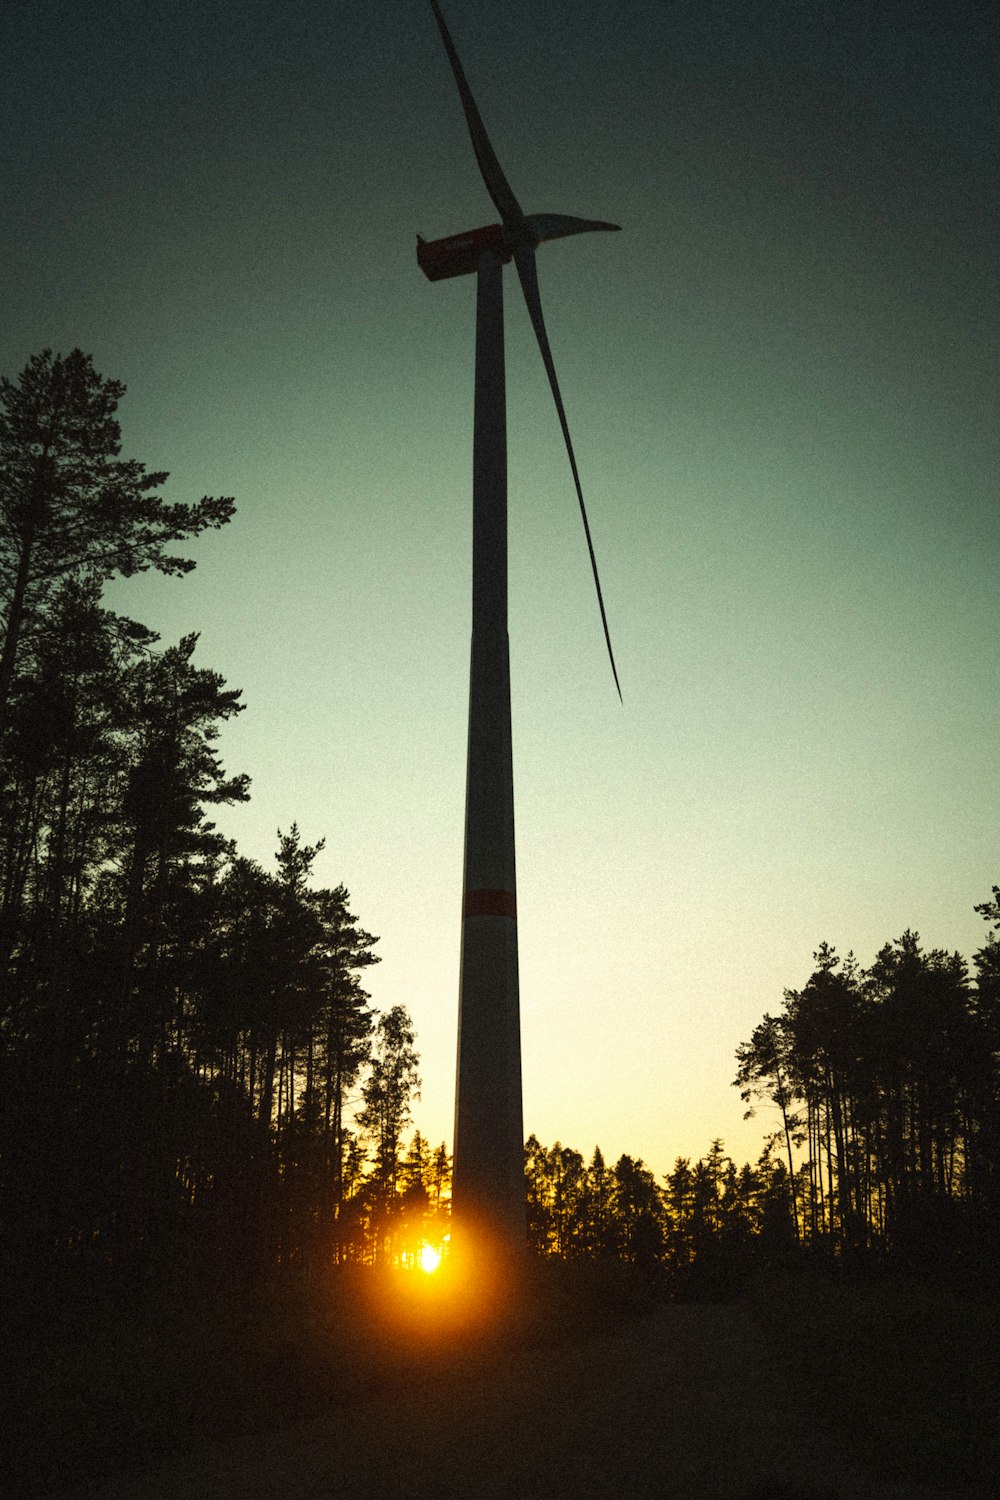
[735,915,1000,1268]
[525,906,1000,1287]
[0,349,445,1297]
[2,350,997,1307]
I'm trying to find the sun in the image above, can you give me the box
[419,1243,442,1274]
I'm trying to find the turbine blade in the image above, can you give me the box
[513,243,622,702]
[428,0,527,230]
[526,213,622,244]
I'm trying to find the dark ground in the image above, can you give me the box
[9,1266,998,1500]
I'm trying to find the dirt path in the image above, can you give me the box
[81,1304,983,1500]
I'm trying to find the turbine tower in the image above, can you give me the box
[420,0,621,1268]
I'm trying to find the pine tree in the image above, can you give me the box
[356,1005,421,1261]
[0,349,233,732]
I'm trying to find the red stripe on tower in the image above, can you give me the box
[462,888,517,920]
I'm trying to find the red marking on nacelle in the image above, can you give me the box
[417,224,513,281]
[462,888,517,919]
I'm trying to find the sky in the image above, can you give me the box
[3,0,998,1176]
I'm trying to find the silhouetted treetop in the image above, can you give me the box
[0,349,234,729]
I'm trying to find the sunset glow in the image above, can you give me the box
[419,1243,442,1274]
[6,0,996,1184]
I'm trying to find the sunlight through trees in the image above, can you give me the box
[1,348,997,1308]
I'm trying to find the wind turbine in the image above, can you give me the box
[419,0,621,1267]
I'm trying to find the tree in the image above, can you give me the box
[583,1146,614,1257]
[783,946,873,1251]
[524,1133,554,1254]
[0,349,233,731]
[969,888,1000,1234]
[0,579,158,1024]
[549,1143,588,1258]
[397,1131,432,1266]
[611,1154,665,1270]
[864,932,977,1261]
[428,1141,451,1212]
[115,635,250,1056]
[356,1005,421,1261]
[735,1011,801,1238]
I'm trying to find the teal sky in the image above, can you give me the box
[3,0,997,1173]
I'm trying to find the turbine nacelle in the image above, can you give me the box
[417,214,620,282]
[417,224,511,282]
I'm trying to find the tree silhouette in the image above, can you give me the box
[356,1004,421,1261]
[0,350,398,1294]
[0,349,233,732]
[733,909,1000,1266]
